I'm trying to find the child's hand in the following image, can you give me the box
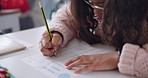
[65,52,119,74]
[40,31,63,56]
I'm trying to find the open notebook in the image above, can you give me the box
[0,35,26,55]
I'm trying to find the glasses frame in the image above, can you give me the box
[84,0,104,10]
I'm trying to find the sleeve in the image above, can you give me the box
[49,5,78,48]
[118,43,148,77]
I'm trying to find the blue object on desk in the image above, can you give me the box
[58,73,71,78]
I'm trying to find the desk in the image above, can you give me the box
[0,26,136,78]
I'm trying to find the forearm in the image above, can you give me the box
[118,43,148,77]
[49,5,77,47]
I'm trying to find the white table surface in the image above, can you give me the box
[0,26,137,78]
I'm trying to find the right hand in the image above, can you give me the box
[39,31,63,56]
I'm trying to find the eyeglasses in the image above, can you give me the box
[84,0,104,11]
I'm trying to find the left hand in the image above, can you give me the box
[65,52,119,74]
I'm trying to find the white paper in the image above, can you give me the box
[21,38,115,78]
[22,54,78,78]
[0,36,27,55]
[6,36,33,48]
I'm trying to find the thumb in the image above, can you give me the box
[51,33,63,48]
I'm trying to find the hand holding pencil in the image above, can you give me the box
[39,2,63,56]
[40,31,63,56]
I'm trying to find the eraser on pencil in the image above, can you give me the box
[38,2,42,8]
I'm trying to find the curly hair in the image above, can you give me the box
[70,0,102,44]
[70,0,148,50]
[102,0,148,50]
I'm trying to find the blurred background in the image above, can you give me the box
[0,0,69,34]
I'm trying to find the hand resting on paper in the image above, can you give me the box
[65,52,119,74]
[40,31,63,56]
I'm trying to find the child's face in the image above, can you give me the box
[86,0,105,16]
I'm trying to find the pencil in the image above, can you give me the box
[39,2,52,39]
[39,2,56,56]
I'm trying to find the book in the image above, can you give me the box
[0,35,26,55]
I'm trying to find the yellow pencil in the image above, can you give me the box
[39,2,56,56]
[39,2,52,39]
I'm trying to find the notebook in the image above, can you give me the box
[0,35,26,55]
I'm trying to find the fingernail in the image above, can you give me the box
[64,63,68,66]
[66,66,71,70]
[75,70,80,74]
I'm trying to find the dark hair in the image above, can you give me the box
[70,0,102,44]
[102,0,148,50]
[70,0,148,50]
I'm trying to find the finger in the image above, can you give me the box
[42,48,54,56]
[75,65,93,74]
[42,31,48,36]
[51,33,62,47]
[42,32,51,40]
[42,32,52,41]
[66,59,82,70]
[40,40,54,56]
[41,38,52,49]
[40,40,45,51]
[39,40,43,50]
[65,56,80,66]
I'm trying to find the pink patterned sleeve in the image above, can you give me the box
[49,5,78,48]
[118,43,148,77]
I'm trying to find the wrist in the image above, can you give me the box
[112,52,119,69]
[112,52,119,63]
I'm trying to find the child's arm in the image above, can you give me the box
[49,5,78,48]
[118,43,148,77]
